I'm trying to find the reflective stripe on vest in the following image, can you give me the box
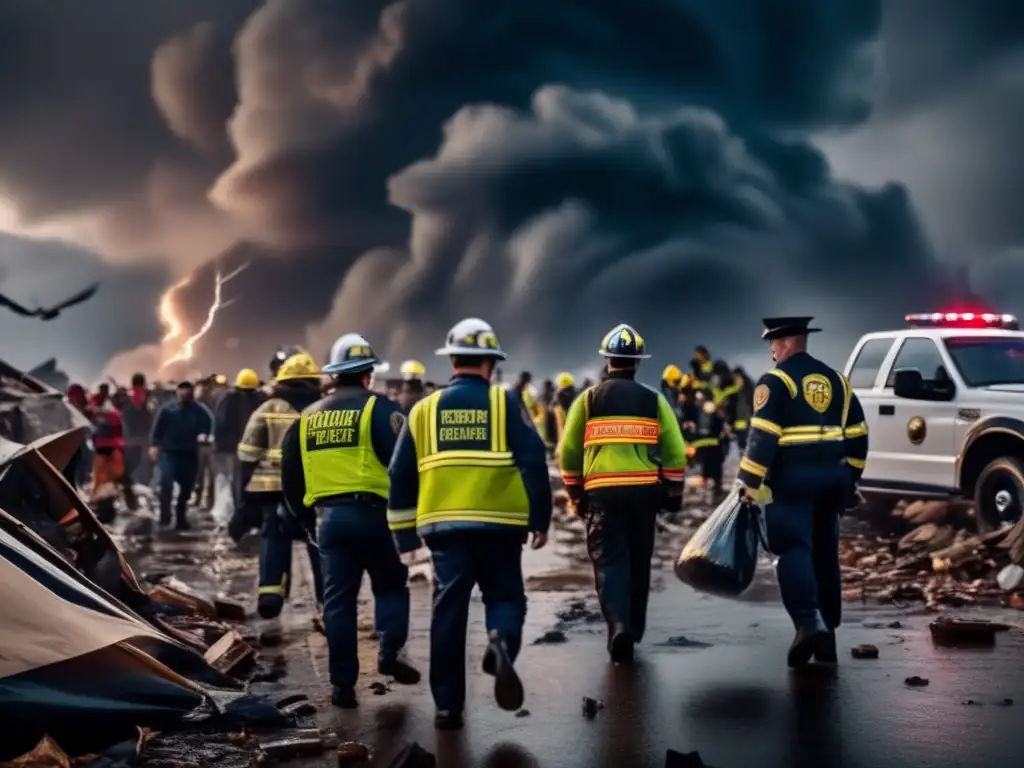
[299,396,389,507]
[409,385,530,528]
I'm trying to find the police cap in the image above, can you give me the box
[761,317,822,341]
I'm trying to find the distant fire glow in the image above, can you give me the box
[160,262,249,370]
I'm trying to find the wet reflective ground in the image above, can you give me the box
[118,499,1024,768]
[307,572,1024,768]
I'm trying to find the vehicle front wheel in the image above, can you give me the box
[974,457,1024,533]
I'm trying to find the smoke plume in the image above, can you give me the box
[0,0,1019,380]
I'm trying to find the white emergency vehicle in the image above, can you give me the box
[844,311,1024,531]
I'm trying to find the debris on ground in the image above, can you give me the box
[336,740,371,765]
[997,564,1024,592]
[995,698,1014,706]
[904,676,930,687]
[837,501,1018,608]
[657,636,713,649]
[386,742,435,768]
[369,682,390,696]
[258,730,333,761]
[851,644,879,659]
[665,749,708,768]
[3,735,72,768]
[929,617,1010,647]
[204,630,258,678]
[533,630,568,645]
[581,697,604,720]
[213,597,248,622]
[515,709,531,718]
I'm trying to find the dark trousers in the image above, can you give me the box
[764,493,843,630]
[427,530,527,713]
[697,445,724,485]
[318,506,410,689]
[584,487,659,646]
[258,501,324,618]
[158,451,198,525]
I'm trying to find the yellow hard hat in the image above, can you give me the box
[400,359,426,379]
[556,372,574,389]
[662,364,683,386]
[275,352,322,382]
[235,369,259,389]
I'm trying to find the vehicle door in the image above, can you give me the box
[845,337,898,483]
[878,337,959,489]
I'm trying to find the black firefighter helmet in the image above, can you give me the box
[270,344,306,377]
[598,323,651,359]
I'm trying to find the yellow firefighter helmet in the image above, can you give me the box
[275,352,322,382]
[400,359,426,380]
[556,372,574,389]
[235,368,259,389]
[662,364,683,386]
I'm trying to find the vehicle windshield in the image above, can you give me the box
[944,337,1024,387]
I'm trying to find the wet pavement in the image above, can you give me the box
[302,567,1023,768]
[118,494,1024,768]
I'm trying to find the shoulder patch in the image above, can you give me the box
[753,384,771,411]
[802,373,833,414]
[390,411,406,434]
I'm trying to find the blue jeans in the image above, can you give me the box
[158,451,197,525]
[318,505,410,689]
[426,530,527,713]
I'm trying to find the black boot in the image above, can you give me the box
[788,613,829,668]
[609,625,635,665]
[331,686,357,709]
[814,630,838,664]
[379,655,422,685]
[483,630,524,711]
[434,710,464,730]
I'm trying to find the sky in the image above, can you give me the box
[0,0,1021,386]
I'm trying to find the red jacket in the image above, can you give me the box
[90,402,125,450]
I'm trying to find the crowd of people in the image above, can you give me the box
[61,340,754,528]
[56,314,864,727]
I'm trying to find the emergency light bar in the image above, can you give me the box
[905,312,1019,330]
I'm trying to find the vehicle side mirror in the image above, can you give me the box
[893,368,923,399]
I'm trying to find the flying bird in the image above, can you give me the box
[0,283,99,321]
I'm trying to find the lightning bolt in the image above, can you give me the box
[160,262,250,370]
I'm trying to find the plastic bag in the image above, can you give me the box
[675,488,761,597]
[210,472,235,527]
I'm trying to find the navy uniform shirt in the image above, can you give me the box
[737,352,868,497]
[280,386,408,541]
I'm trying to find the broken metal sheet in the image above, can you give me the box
[0,509,241,691]
[0,427,88,474]
[0,536,206,760]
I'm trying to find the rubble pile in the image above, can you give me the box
[839,500,1024,610]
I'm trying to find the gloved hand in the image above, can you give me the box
[736,481,773,506]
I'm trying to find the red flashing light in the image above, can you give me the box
[905,312,1019,330]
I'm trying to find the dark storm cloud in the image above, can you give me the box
[824,0,1024,257]
[878,0,1024,114]
[0,0,1017,378]
[309,86,950,374]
